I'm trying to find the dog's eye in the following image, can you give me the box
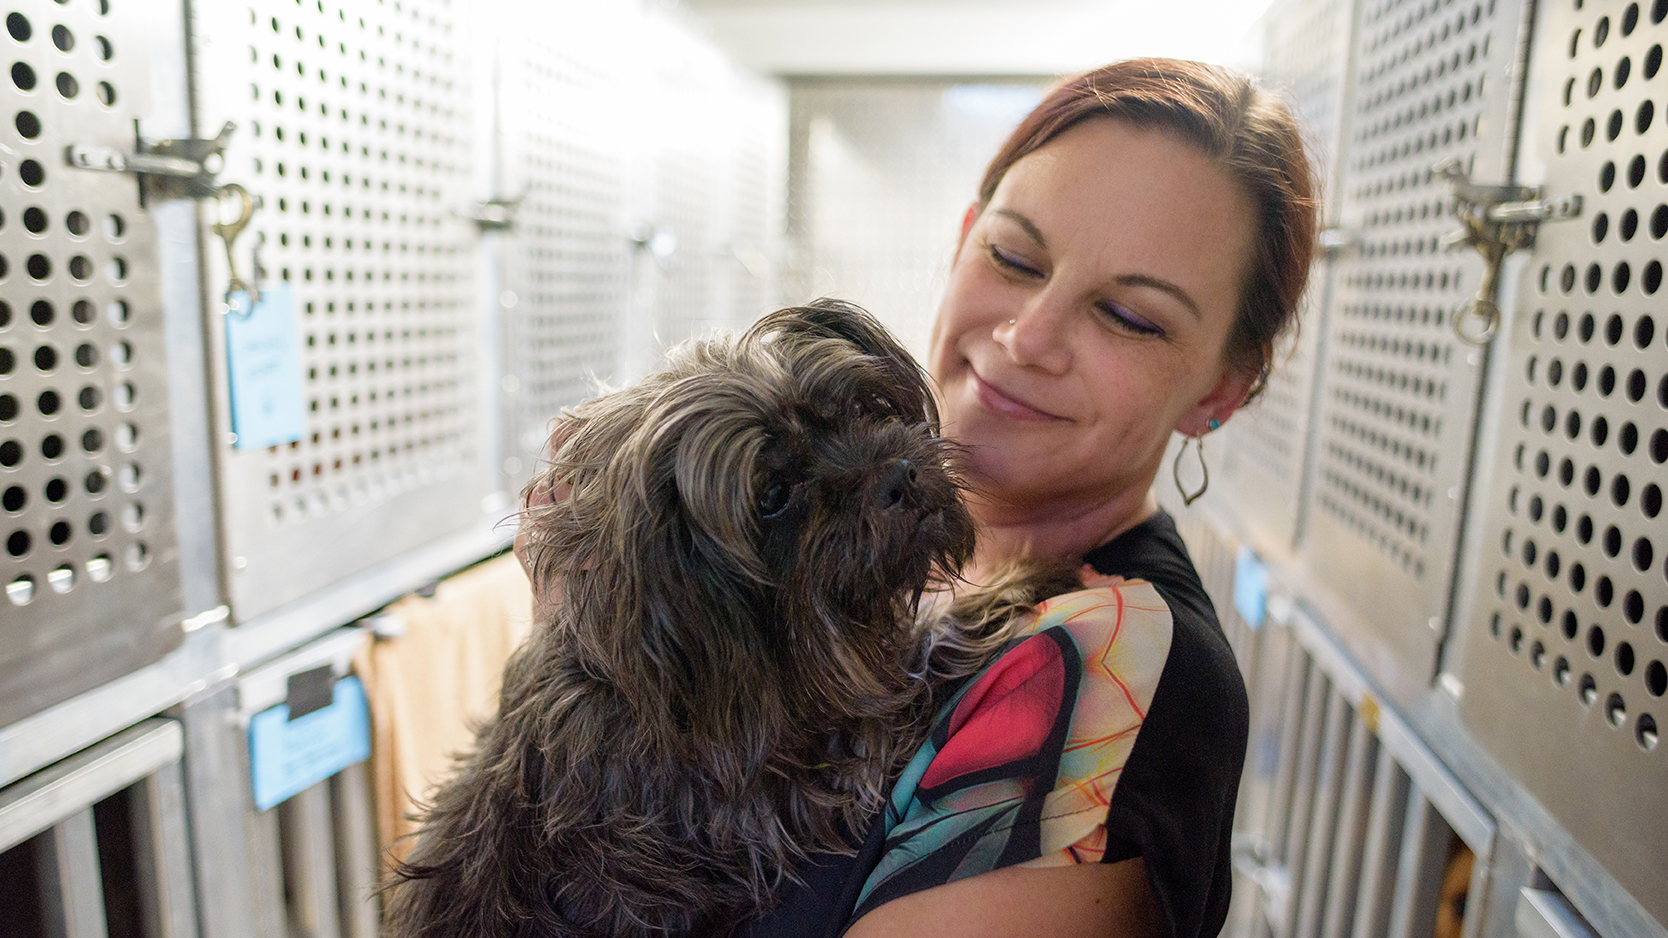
[758,481,793,519]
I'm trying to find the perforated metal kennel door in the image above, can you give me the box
[191,0,490,620]
[490,2,631,489]
[1298,0,1532,705]
[1457,0,1668,924]
[0,0,183,726]
[1214,0,1356,555]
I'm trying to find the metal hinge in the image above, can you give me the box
[64,120,236,202]
[1436,158,1583,346]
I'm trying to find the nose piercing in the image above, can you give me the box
[1007,319,1016,325]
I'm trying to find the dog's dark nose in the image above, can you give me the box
[878,458,917,509]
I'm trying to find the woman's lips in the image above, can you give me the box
[971,370,1063,422]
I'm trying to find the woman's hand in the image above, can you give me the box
[843,857,1161,938]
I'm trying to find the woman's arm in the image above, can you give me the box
[843,857,1161,938]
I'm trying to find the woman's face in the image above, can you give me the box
[928,118,1258,516]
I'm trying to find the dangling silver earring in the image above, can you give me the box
[1173,421,1219,507]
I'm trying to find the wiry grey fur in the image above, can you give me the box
[382,301,1077,938]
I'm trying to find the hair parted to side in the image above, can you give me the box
[978,58,1320,400]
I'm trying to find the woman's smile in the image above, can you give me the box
[969,368,1066,422]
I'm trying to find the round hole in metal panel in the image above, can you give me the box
[121,501,142,532]
[1621,421,1639,454]
[103,214,123,240]
[1651,428,1667,463]
[6,13,30,43]
[1635,537,1655,572]
[70,299,92,325]
[64,211,88,237]
[49,24,71,53]
[42,476,62,503]
[1618,642,1637,676]
[1648,661,1667,697]
[1626,591,1646,624]
[72,343,94,368]
[1639,315,1659,348]
[1585,263,1602,293]
[25,253,50,281]
[22,206,46,234]
[1542,403,1558,432]
[35,389,59,416]
[93,81,113,106]
[86,510,107,536]
[1606,692,1627,727]
[1585,465,1602,496]
[1612,473,1631,506]
[1566,409,1583,439]
[10,61,34,90]
[53,70,73,99]
[1510,625,1524,652]
[0,397,14,422]
[124,540,148,571]
[1555,656,1573,686]
[1624,1,1641,34]
[1,486,22,512]
[1523,538,1539,565]
[1560,457,1577,486]
[39,433,60,459]
[1531,640,1547,669]
[47,519,69,546]
[6,529,29,557]
[19,159,42,186]
[1639,714,1659,751]
[1613,263,1631,292]
[85,553,110,582]
[13,110,39,139]
[76,385,98,412]
[106,299,128,326]
[1539,596,1554,625]
[1592,414,1609,445]
[83,467,105,495]
[1631,153,1649,186]
[66,255,90,282]
[1579,672,1599,705]
[1582,117,1597,147]
[1517,582,1532,609]
[1595,14,1611,45]
[6,574,35,605]
[1621,208,1640,240]
[93,35,111,62]
[1588,67,1605,98]
[114,422,136,451]
[1644,483,1663,518]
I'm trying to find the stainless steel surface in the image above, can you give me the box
[1519,886,1600,938]
[221,515,508,672]
[190,0,495,621]
[1,0,185,727]
[129,760,198,938]
[1453,0,1668,926]
[1386,794,1449,938]
[279,783,343,938]
[1294,688,1352,938]
[0,719,183,852]
[1352,752,1411,938]
[1297,0,1534,706]
[1211,0,1354,556]
[329,763,379,938]
[234,625,364,719]
[1320,718,1378,938]
[489,3,632,491]
[38,808,109,938]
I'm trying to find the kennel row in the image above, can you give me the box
[0,0,1663,934]
[0,0,783,932]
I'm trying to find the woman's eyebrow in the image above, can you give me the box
[992,209,1047,248]
[1116,274,1202,320]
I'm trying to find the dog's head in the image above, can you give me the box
[519,299,975,751]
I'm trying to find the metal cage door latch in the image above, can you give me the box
[65,121,237,202]
[1436,158,1583,345]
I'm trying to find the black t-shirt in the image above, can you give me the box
[738,509,1250,938]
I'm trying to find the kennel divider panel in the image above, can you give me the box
[1209,0,1357,557]
[1293,0,1536,707]
[189,0,494,624]
[488,1,632,493]
[1453,0,1668,927]
[0,0,185,728]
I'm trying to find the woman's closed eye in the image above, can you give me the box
[1094,301,1165,337]
[987,243,1042,278]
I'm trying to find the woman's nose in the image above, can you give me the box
[993,293,1072,374]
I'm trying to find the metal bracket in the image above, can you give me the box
[1436,158,1583,346]
[459,194,524,231]
[64,120,236,202]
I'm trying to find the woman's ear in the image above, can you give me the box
[953,202,982,259]
[1178,368,1257,437]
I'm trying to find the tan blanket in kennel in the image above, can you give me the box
[353,552,535,869]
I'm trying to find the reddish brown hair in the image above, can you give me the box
[978,58,1319,398]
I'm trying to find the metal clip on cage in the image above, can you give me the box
[1435,158,1583,346]
[64,120,238,203]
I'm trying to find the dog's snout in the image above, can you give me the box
[878,458,918,509]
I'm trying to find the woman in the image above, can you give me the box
[744,58,1317,938]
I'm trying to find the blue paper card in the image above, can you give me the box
[1233,545,1269,630]
[248,675,371,811]
[225,284,306,450]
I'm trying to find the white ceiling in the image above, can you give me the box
[677,0,1275,77]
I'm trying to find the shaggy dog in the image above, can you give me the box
[383,300,1074,937]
